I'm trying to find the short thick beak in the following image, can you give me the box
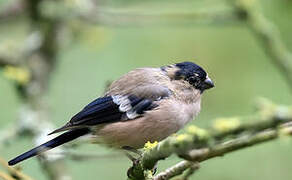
[203,77,214,90]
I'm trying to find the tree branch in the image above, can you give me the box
[11,0,70,178]
[228,0,292,91]
[181,163,200,180]
[35,1,242,27]
[128,99,292,180]
[0,157,34,180]
[154,161,199,180]
[83,8,241,27]
[154,123,292,180]
[0,0,71,179]
[0,171,16,180]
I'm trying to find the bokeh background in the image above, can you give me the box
[1,0,292,179]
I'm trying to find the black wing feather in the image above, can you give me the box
[70,96,121,125]
[132,99,156,114]
[50,95,160,134]
[73,95,162,125]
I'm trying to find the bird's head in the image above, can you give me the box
[162,61,214,93]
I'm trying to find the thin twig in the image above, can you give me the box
[0,0,72,179]
[33,1,242,27]
[153,125,292,180]
[0,157,34,180]
[84,8,241,27]
[0,171,16,180]
[181,163,200,180]
[228,0,292,91]
[154,161,199,180]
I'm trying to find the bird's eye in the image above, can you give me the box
[188,76,199,85]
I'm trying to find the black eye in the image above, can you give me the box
[188,76,199,85]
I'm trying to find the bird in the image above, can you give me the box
[8,61,214,166]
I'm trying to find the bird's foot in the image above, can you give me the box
[124,146,158,177]
[122,146,142,155]
[152,163,158,175]
[122,146,142,162]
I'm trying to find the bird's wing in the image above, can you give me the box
[49,86,171,135]
[71,95,159,125]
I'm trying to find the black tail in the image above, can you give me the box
[8,128,90,166]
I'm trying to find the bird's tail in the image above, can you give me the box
[8,128,90,166]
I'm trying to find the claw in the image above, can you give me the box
[122,146,142,163]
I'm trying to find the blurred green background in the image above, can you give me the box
[1,0,292,179]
